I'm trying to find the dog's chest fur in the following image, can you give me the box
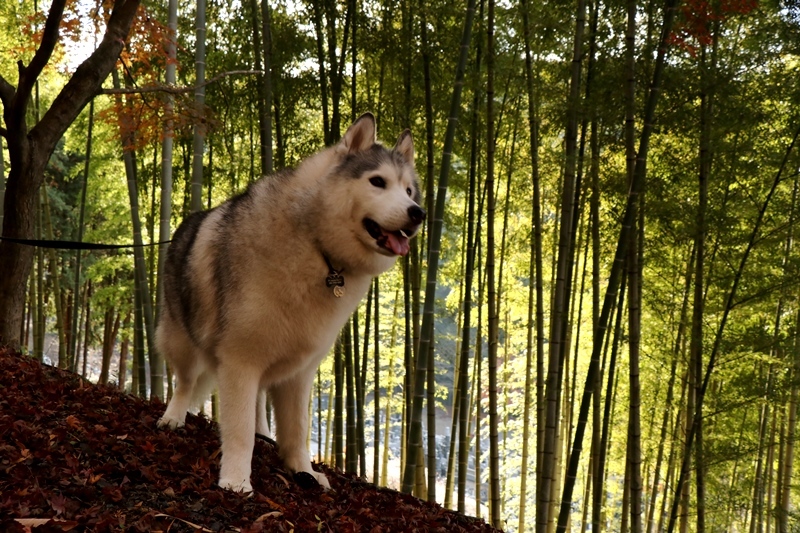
[197,187,373,375]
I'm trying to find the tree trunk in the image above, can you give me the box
[100,308,120,385]
[625,0,643,526]
[540,0,587,524]
[33,204,43,361]
[334,335,344,470]
[445,246,466,508]
[81,282,92,379]
[118,311,131,390]
[344,320,357,474]
[0,0,141,348]
[401,0,477,493]
[401,255,412,485]
[311,0,330,144]
[645,246,694,533]
[112,68,157,398]
[691,31,718,533]
[325,376,334,463]
[247,0,267,172]
[457,60,483,514]
[191,0,207,212]
[621,422,632,533]
[520,2,547,529]
[556,0,680,524]
[658,376,685,533]
[750,393,771,533]
[381,288,401,487]
[151,0,178,401]
[349,0,357,121]
[260,0,274,173]
[41,187,66,365]
[0,137,5,226]
[372,278,380,484]
[419,0,435,244]
[780,308,800,533]
[427,312,436,501]
[588,22,602,527]
[133,272,146,397]
[628,215,643,533]
[766,411,778,533]
[69,98,93,369]
[592,272,627,532]
[474,250,485,518]
[324,0,352,144]
[358,288,372,480]
[485,0,500,526]
[775,133,800,533]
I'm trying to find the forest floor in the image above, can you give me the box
[0,347,499,532]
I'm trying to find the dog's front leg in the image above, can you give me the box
[270,366,331,489]
[217,364,260,493]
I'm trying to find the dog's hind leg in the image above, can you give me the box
[158,325,205,429]
[270,365,331,489]
[255,387,272,438]
[217,363,260,493]
[159,365,206,429]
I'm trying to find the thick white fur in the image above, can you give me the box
[156,114,420,493]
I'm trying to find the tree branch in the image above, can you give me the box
[17,0,67,106]
[99,70,262,96]
[31,0,141,153]
[0,73,14,107]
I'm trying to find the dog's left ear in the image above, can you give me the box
[394,130,414,165]
[340,113,376,154]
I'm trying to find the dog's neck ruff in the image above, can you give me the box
[323,254,345,298]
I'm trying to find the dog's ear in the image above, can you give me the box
[394,130,414,165]
[340,113,376,154]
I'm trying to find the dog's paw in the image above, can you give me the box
[157,415,185,429]
[308,469,331,490]
[282,451,331,489]
[218,476,254,494]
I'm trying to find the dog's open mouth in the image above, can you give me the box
[363,218,412,256]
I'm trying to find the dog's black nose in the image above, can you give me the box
[408,205,426,225]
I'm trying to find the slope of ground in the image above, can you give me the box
[0,348,499,532]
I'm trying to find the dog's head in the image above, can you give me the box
[324,113,425,268]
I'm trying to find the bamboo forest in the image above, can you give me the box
[1,0,800,530]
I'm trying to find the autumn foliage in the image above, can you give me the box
[0,347,498,532]
[670,0,758,54]
[101,3,217,153]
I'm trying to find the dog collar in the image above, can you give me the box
[322,254,345,298]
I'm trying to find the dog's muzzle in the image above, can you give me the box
[408,205,426,225]
[364,205,426,256]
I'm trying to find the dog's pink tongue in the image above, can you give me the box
[386,232,410,256]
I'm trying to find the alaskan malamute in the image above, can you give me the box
[156,113,424,492]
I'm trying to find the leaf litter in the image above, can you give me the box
[0,347,501,532]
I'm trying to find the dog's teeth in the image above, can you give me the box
[399,230,408,238]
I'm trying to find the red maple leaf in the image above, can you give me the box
[49,493,68,516]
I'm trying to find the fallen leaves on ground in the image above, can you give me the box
[0,347,501,532]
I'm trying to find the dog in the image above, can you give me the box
[156,113,424,492]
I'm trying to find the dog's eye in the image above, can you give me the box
[369,177,386,188]
[406,188,412,197]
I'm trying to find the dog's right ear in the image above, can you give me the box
[393,130,414,165]
[339,113,376,155]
